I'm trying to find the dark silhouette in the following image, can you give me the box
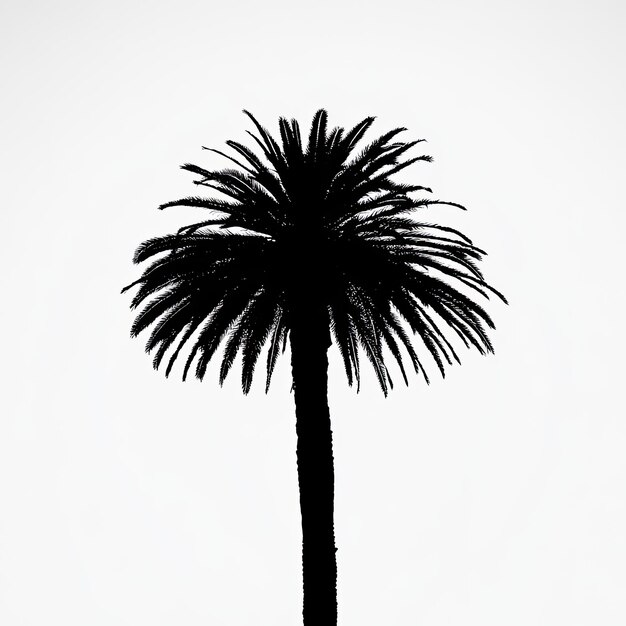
[122,109,506,625]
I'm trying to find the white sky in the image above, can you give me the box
[1,0,625,624]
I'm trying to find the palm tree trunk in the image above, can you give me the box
[290,305,337,626]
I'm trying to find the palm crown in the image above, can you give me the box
[123,109,506,395]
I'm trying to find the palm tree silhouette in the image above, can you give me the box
[122,109,506,625]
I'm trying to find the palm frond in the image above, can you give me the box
[242,109,288,175]
[266,311,287,392]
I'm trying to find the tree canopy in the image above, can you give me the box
[122,109,506,394]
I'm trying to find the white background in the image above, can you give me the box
[1,1,625,624]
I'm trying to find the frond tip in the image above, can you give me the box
[123,109,506,394]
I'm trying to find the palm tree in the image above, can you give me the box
[122,109,506,625]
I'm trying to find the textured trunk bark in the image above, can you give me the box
[290,305,337,626]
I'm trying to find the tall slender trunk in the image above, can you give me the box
[290,304,338,626]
